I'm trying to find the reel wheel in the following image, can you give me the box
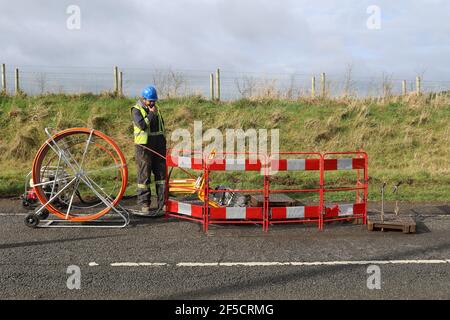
[24,214,40,228]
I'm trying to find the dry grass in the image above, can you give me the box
[0,92,449,200]
[7,125,42,160]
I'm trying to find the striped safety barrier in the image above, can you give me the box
[208,158,262,171]
[268,203,366,224]
[324,203,366,218]
[323,158,366,170]
[209,206,264,220]
[165,150,368,232]
[270,206,321,220]
[268,153,322,228]
[270,158,365,171]
[166,200,203,219]
[321,152,368,227]
[166,155,203,170]
[270,158,320,171]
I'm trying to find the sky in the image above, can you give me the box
[1,0,449,81]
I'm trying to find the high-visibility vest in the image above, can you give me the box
[131,104,165,144]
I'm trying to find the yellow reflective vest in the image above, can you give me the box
[131,104,165,145]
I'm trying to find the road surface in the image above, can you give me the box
[0,199,449,299]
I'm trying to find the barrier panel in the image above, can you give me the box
[165,150,207,229]
[164,149,368,232]
[268,152,323,230]
[322,152,368,227]
[204,152,268,231]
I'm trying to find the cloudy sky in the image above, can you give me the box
[1,0,449,81]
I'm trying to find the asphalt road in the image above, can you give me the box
[0,199,449,300]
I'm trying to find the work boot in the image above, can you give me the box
[131,205,153,217]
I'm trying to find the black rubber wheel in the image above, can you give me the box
[24,214,40,228]
[37,209,49,220]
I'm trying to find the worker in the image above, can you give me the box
[131,85,166,216]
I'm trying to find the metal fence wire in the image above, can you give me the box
[1,65,449,100]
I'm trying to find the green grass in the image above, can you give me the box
[0,93,449,202]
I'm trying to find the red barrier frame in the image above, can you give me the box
[267,152,324,230]
[203,151,268,232]
[164,149,368,232]
[164,149,206,229]
[322,151,369,227]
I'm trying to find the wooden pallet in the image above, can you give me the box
[367,214,416,233]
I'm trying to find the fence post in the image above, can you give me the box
[14,68,19,95]
[1,64,6,94]
[321,72,326,98]
[210,73,215,101]
[215,68,221,101]
[402,80,407,96]
[113,66,119,95]
[311,76,315,98]
[416,76,421,95]
[118,71,123,97]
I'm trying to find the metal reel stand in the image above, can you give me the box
[25,128,130,228]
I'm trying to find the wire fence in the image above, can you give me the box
[1,64,449,100]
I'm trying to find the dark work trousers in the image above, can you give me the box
[135,136,167,207]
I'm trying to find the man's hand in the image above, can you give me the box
[149,105,156,113]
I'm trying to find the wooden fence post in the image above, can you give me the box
[1,64,6,94]
[216,68,221,101]
[118,71,123,97]
[311,76,316,98]
[14,68,19,95]
[113,66,119,95]
[321,72,326,98]
[402,80,407,96]
[416,76,421,95]
[210,73,215,101]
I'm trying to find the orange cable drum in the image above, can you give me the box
[31,128,128,222]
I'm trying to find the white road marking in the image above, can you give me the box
[214,262,292,267]
[289,260,450,266]
[138,262,168,266]
[111,262,167,267]
[177,262,219,267]
[108,259,450,267]
[89,262,99,267]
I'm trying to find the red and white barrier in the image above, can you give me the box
[166,200,203,218]
[166,155,203,170]
[271,206,321,220]
[208,158,262,171]
[271,158,319,171]
[270,158,365,172]
[323,158,366,171]
[324,203,365,218]
[210,207,263,220]
[165,150,368,232]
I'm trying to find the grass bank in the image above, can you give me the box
[0,93,449,202]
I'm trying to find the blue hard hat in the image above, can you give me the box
[141,85,158,101]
